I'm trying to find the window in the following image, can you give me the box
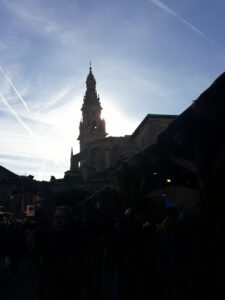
[105,149,111,169]
[91,149,96,167]
[92,121,97,130]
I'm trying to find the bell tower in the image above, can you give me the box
[78,65,106,152]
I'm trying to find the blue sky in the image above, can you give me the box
[0,0,224,180]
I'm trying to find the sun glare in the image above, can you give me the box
[33,97,139,180]
[102,99,138,137]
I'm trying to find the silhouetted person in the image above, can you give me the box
[157,206,212,300]
[8,222,26,279]
[156,206,181,300]
[117,203,157,300]
[81,208,103,300]
[38,206,82,300]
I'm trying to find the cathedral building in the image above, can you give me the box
[66,66,177,184]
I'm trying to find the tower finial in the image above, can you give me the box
[89,60,92,71]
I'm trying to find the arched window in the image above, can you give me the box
[91,149,97,167]
[114,145,119,164]
[105,149,111,169]
[92,121,97,130]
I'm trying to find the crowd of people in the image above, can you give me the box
[0,197,217,300]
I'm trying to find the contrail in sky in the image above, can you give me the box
[0,94,63,172]
[0,66,31,113]
[148,0,224,51]
[0,93,34,137]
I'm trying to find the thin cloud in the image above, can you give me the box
[148,0,224,51]
[0,66,31,113]
[4,0,79,45]
[0,93,34,136]
[42,85,72,111]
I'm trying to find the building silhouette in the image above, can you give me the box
[0,66,178,218]
[67,66,177,185]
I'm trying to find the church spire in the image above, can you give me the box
[85,63,96,93]
[78,65,106,151]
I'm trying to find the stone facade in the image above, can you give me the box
[69,135,136,181]
[68,67,177,183]
[131,114,177,150]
